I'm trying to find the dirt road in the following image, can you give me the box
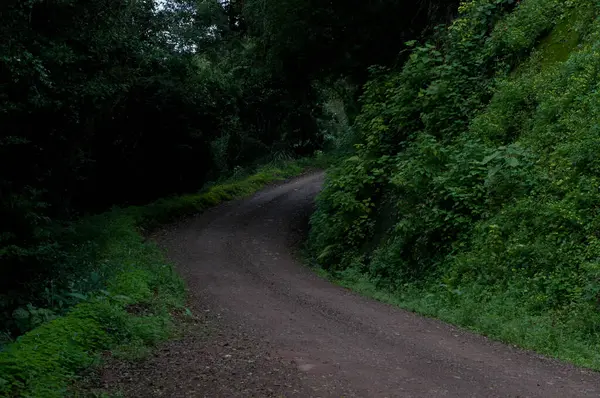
[110,172,600,397]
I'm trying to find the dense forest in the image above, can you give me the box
[0,0,457,343]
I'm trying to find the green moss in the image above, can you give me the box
[511,4,596,77]
[536,18,580,66]
[0,311,110,397]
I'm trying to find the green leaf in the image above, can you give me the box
[506,157,520,167]
[111,295,132,303]
[67,292,88,301]
[482,152,500,165]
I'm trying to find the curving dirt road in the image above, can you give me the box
[108,172,600,397]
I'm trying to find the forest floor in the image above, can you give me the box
[94,173,600,397]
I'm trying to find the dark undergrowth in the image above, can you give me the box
[0,156,327,398]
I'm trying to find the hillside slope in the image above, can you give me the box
[310,0,600,368]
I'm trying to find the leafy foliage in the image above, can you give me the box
[310,0,600,367]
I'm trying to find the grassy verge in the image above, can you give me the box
[314,266,600,370]
[0,157,323,398]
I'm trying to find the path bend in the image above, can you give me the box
[110,172,600,398]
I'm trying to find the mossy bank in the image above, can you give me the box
[0,158,323,397]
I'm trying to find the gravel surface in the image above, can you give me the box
[106,172,600,397]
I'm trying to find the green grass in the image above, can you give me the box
[317,266,600,370]
[0,156,324,398]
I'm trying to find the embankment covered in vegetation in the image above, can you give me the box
[310,0,600,369]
